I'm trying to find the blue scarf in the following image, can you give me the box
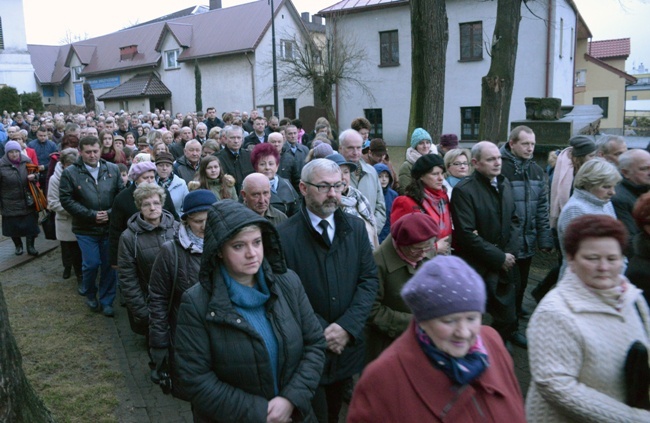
[221,265,279,394]
[415,324,489,386]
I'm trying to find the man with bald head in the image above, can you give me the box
[173,139,201,184]
[450,141,522,347]
[612,148,650,251]
[241,173,287,226]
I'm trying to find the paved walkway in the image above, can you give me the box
[1,236,547,422]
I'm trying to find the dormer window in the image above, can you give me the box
[72,66,83,82]
[165,49,180,69]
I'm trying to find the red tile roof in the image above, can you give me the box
[588,38,630,60]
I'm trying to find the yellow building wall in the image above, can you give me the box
[574,49,627,130]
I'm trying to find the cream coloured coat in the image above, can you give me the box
[47,162,77,242]
[526,270,650,422]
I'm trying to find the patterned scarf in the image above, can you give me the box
[340,185,376,227]
[587,277,629,311]
[420,186,450,235]
[415,324,489,386]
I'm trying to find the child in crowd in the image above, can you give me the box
[117,163,131,188]
[374,163,398,244]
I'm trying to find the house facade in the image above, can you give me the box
[574,38,636,132]
[319,0,589,145]
[24,0,319,118]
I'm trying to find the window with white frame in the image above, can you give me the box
[165,49,180,69]
[72,66,83,82]
[280,40,297,60]
[575,69,586,87]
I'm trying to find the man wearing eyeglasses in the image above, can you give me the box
[278,158,378,423]
[500,126,552,345]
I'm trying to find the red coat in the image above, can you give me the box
[347,321,526,423]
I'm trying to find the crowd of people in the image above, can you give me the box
[1,106,650,422]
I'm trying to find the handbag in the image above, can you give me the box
[40,211,57,240]
[26,164,48,212]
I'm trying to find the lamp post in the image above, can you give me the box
[270,0,279,117]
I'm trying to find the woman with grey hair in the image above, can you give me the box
[557,158,622,278]
[118,182,178,329]
[47,148,83,284]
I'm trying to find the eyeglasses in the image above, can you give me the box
[403,241,436,254]
[303,181,346,193]
[451,162,469,167]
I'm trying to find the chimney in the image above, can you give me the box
[119,45,138,61]
[313,16,323,26]
[210,0,222,10]
[301,12,310,23]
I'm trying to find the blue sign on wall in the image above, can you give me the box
[42,86,54,97]
[58,86,66,98]
[74,83,83,105]
[87,76,120,90]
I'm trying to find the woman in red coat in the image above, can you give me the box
[390,154,451,255]
[348,255,526,423]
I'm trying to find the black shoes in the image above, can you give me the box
[63,266,72,279]
[15,245,23,255]
[102,305,115,317]
[510,332,528,349]
[26,237,39,256]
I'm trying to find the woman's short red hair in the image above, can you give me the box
[633,192,650,229]
[250,142,280,169]
[563,214,628,257]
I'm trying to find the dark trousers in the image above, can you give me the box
[484,268,517,342]
[515,257,533,314]
[313,378,351,423]
[60,240,83,276]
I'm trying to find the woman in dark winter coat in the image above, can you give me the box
[626,192,650,305]
[118,183,178,335]
[0,141,40,256]
[174,200,326,423]
[148,189,217,397]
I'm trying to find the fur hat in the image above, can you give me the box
[155,151,174,165]
[440,134,459,149]
[401,255,486,322]
[410,128,432,149]
[411,153,445,180]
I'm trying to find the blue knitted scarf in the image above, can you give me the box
[221,265,279,394]
[415,324,489,386]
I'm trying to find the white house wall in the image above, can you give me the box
[255,2,315,117]
[548,0,577,103]
[328,6,412,143]
[327,0,576,145]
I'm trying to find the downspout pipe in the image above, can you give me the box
[245,52,256,111]
[545,0,552,97]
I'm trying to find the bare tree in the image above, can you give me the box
[478,0,523,142]
[59,29,89,45]
[275,24,373,131]
[0,283,54,422]
[408,0,448,144]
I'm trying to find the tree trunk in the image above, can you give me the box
[194,60,203,113]
[478,0,523,143]
[0,283,54,422]
[409,0,448,146]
